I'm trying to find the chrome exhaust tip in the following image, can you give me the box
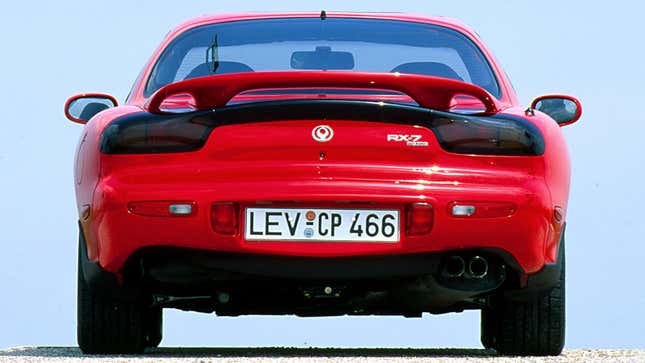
[444,256,466,278]
[468,256,489,279]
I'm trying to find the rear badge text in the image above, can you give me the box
[387,134,429,147]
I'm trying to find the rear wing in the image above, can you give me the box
[145,71,501,115]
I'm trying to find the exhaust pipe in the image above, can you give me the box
[444,256,466,278]
[468,256,489,279]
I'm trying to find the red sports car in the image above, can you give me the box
[65,12,581,355]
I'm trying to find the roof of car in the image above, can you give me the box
[168,12,476,40]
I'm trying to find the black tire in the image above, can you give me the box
[480,305,496,349]
[145,307,163,348]
[481,240,565,356]
[77,244,151,354]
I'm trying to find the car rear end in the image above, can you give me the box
[74,14,569,355]
[84,93,559,314]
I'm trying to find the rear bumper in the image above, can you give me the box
[83,173,561,275]
[79,223,563,315]
[79,151,561,274]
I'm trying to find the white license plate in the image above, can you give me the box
[244,208,400,243]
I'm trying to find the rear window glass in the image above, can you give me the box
[145,18,501,99]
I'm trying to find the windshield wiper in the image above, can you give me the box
[206,34,219,73]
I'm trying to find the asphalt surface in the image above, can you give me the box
[1,347,644,362]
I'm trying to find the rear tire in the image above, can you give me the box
[145,307,163,348]
[77,242,156,354]
[481,240,565,356]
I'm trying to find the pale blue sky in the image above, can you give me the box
[0,0,643,349]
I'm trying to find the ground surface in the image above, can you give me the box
[1,347,643,362]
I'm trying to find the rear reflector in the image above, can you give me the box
[449,201,516,218]
[128,201,196,217]
[406,203,433,235]
[211,202,239,234]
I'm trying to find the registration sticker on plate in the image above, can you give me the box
[244,208,400,243]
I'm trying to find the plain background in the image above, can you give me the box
[1,0,643,349]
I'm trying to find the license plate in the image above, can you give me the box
[244,208,400,243]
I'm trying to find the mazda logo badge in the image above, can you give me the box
[312,125,334,142]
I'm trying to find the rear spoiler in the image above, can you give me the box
[145,71,500,115]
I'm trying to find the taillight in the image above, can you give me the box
[406,203,433,235]
[100,101,543,156]
[101,112,214,154]
[429,111,545,156]
[211,202,239,234]
[128,201,196,217]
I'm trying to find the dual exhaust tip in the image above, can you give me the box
[444,255,489,279]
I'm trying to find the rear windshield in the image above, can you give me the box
[145,18,501,98]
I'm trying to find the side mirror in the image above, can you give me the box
[65,93,118,124]
[531,95,582,126]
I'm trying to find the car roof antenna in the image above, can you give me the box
[320,10,327,20]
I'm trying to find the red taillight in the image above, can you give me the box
[128,201,196,217]
[406,203,434,235]
[211,202,239,234]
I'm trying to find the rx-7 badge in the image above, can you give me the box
[387,134,429,147]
